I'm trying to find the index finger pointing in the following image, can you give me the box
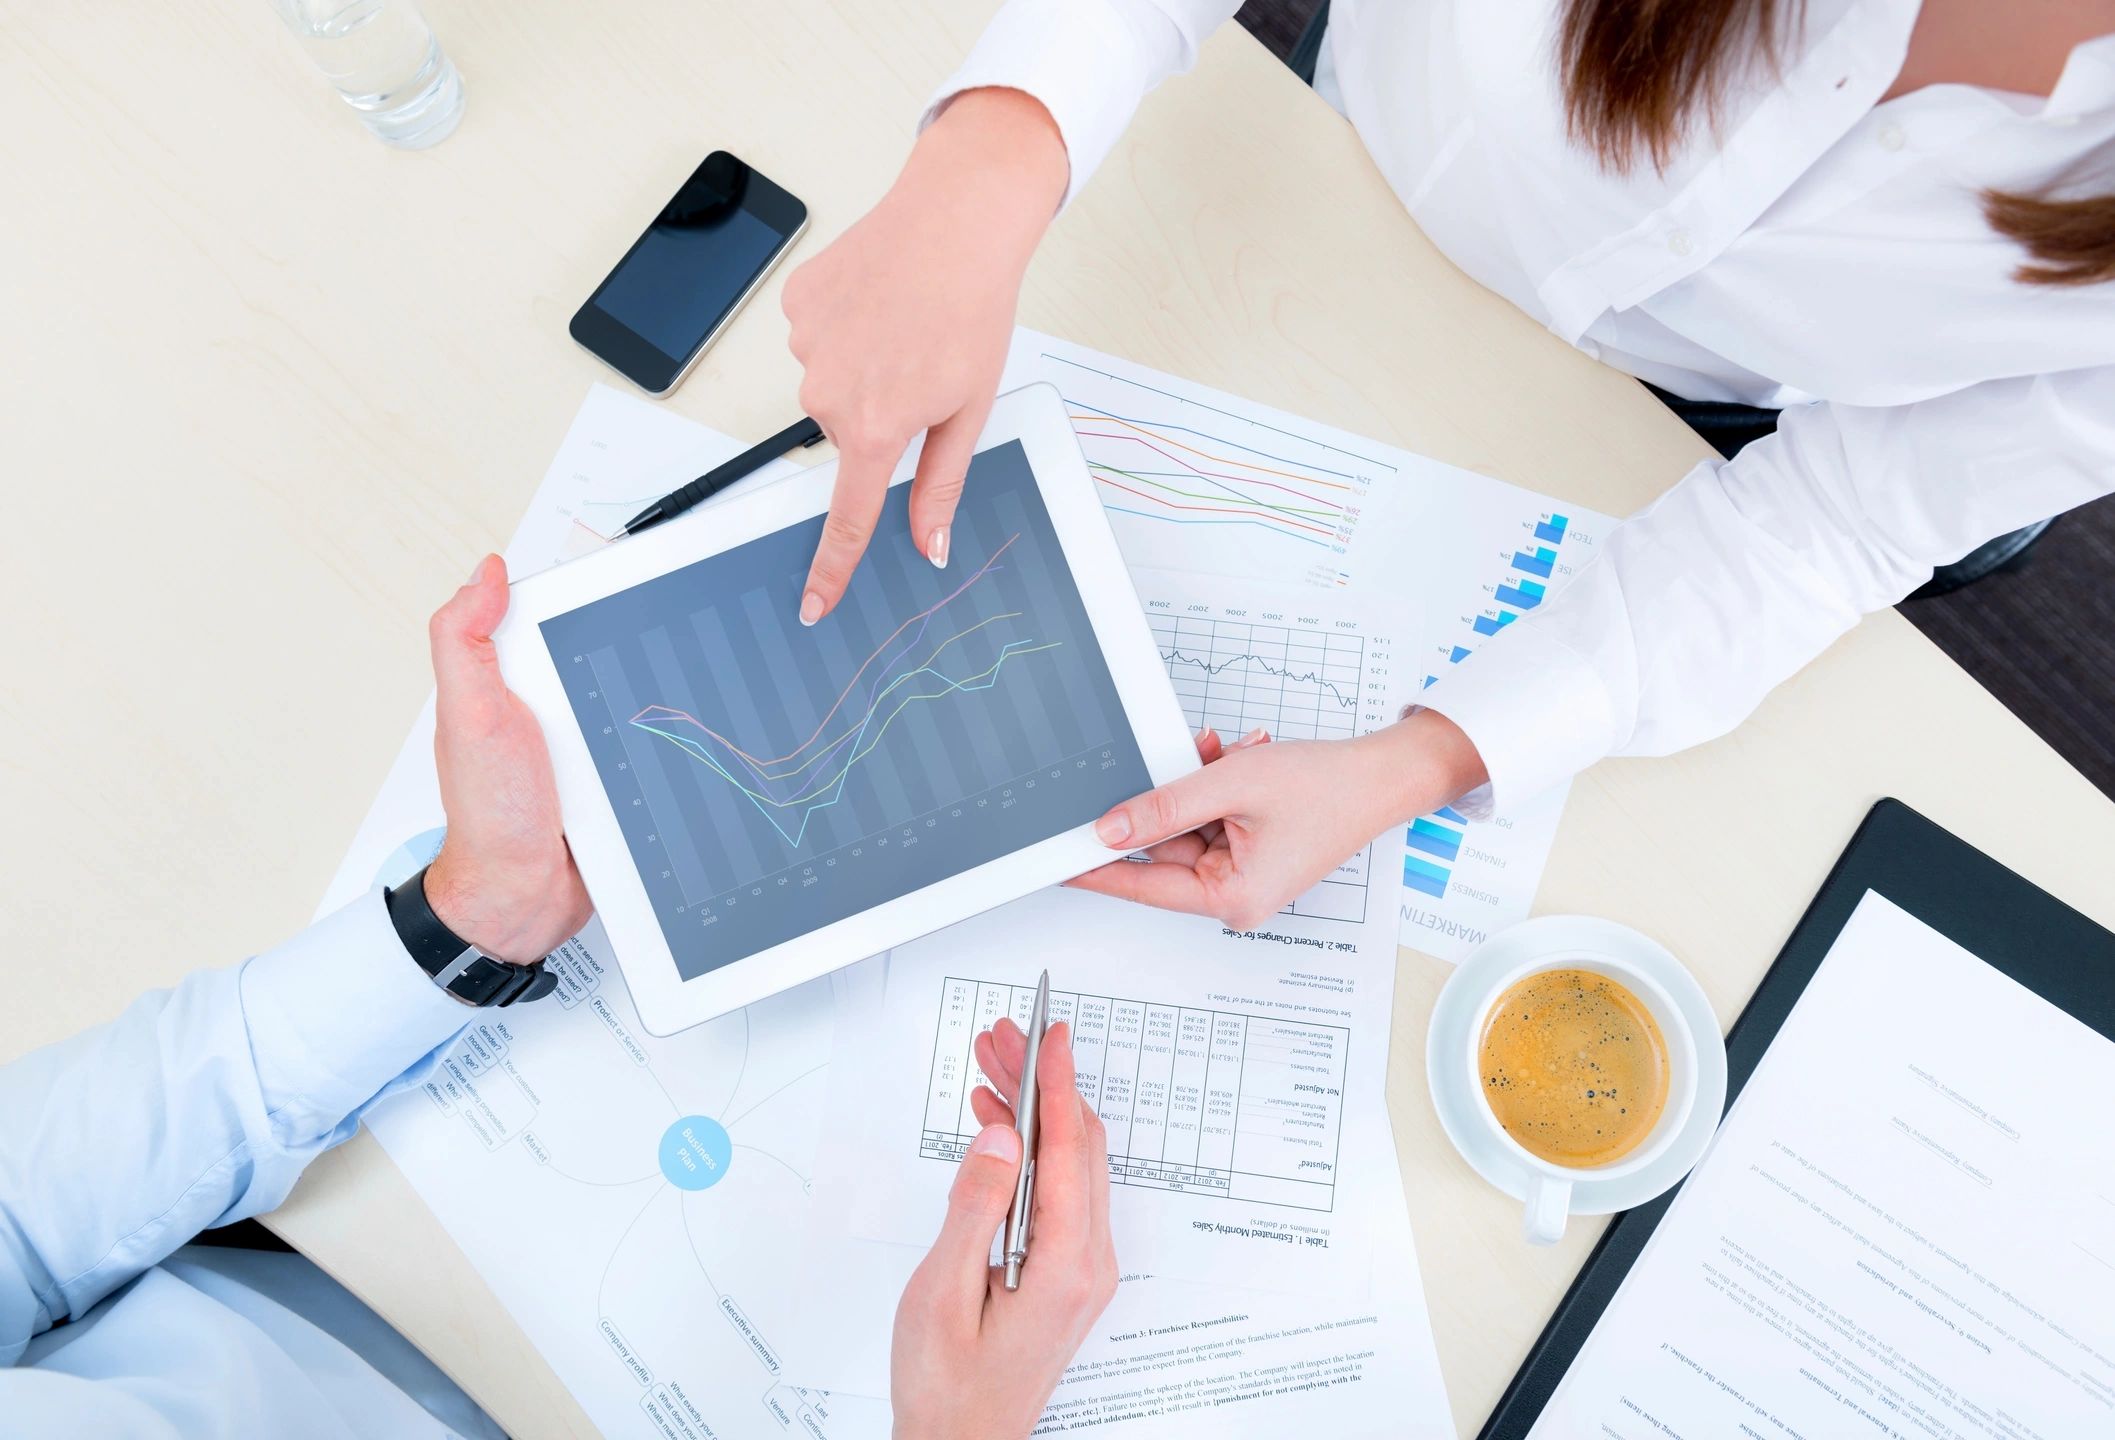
[801,436,901,623]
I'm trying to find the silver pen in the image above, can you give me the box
[1002,969,1051,1292]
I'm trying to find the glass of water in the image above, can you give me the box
[271,0,465,149]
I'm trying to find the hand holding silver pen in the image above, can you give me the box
[888,977,1119,1439]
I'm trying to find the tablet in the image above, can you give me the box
[495,384,1197,1033]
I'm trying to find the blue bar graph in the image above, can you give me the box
[1403,855,1450,898]
[1495,584,1540,610]
[1473,614,1503,636]
[1406,816,1464,861]
[1448,645,1471,663]
[1422,674,1438,689]
[1436,806,1468,824]
[1535,515,1569,543]
[1511,548,1555,579]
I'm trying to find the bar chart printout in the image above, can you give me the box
[920,977,1350,1213]
[1402,806,1471,900]
[1402,498,1606,961]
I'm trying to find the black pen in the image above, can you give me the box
[622,415,827,536]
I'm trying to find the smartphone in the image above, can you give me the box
[570,151,808,396]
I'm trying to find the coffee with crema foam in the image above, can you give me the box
[1477,967,1670,1168]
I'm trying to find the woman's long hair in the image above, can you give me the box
[1557,0,2115,284]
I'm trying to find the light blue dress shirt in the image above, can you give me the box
[0,892,507,1438]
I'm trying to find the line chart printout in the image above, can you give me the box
[1130,567,1408,927]
[921,976,1349,1211]
[1003,329,1423,593]
[538,439,1152,980]
[317,385,893,1440]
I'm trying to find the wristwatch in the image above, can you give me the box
[385,864,559,1007]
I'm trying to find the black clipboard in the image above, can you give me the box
[1479,797,2115,1438]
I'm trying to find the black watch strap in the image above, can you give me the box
[385,865,558,1007]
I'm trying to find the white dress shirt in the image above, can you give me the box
[932,0,2115,811]
[0,894,503,1439]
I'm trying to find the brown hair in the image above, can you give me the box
[1556,0,2115,285]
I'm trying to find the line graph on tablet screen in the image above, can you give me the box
[622,538,1062,850]
[541,441,1153,980]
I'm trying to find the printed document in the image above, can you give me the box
[1530,891,2115,1438]
[825,884,1399,1295]
[791,1005,1453,1436]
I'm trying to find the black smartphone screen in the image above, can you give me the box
[571,152,806,394]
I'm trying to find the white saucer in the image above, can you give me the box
[1426,915,1728,1215]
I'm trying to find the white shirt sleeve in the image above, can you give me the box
[1421,367,2115,816]
[920,0,1244,206]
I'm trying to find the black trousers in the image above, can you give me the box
[1643,384,1782,460]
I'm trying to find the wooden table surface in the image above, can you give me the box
[6,2,2112,1435]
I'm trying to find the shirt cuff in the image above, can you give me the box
[920,0,1162,208]
[238,889,470,1139]
[1416,622,1618,820]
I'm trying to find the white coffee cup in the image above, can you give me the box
[1453,949,1701,1245]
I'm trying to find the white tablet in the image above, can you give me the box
[495,384,1197,1033]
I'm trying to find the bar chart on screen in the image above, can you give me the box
[1005,330,1419,593]
[1129,568,1409,926]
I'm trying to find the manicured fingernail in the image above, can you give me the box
[929,527,949,568]
[1094,810,1131,846]
[969,1124,1020,1161]
[799,591,823,627]
[1196,727,1217,745]
[1234,726,1269,748]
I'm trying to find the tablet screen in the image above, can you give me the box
[539,441,1153,980]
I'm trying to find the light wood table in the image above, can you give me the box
[5,2,2111,1435]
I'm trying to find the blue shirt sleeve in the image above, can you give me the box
[0,890,469,1365]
